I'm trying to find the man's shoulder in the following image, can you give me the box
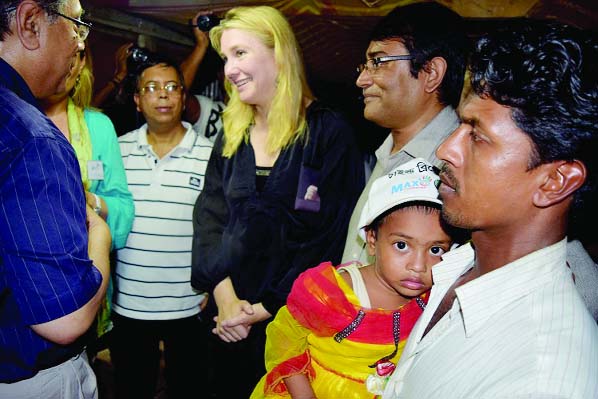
[182,122,214,156]
[117,128,144,162]
[407,106,458,145]
[0,87,57,142]
[118,126,142,144]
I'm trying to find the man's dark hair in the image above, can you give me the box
[134,53,186,94]
[470,19,598,235]
[369,1,468,108]
[0,0,66,41]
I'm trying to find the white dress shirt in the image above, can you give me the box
[383,239,598,399]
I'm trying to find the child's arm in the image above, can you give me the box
[284,374,317,399]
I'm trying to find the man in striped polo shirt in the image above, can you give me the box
[111,56,215,399]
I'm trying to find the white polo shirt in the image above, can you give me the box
[383,239,598,399]
[114,122,213,320]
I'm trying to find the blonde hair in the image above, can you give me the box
[71,45,94,109]
[210,6,314,157]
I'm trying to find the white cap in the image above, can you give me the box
[358,158,442,240]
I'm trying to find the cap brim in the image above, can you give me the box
[358,196,443,241]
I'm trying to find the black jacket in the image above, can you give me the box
[191,101,364,315]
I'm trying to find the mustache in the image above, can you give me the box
[439,163,459,191]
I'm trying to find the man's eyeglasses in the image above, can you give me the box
[51,11,92,42]
[4,6,91,42]
[356,55,414,74]
[139,82,183,96]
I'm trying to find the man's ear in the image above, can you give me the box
[15,1,43,50]
[365,228,377,257]
[533,160,586,208]
[422,56,447,94]
[133,93,141,112]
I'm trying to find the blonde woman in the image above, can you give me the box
[191,6,364,397]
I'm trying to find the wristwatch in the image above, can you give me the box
[92,193,102,214]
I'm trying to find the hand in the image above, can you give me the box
[220,302,272,329]
[214,298,254,342]
[86,204,111,253]
[212,315,252,343]
[190,11,211,51]
[85,191,107,220]
[114,43,133,82]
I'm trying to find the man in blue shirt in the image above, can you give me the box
[0,1,111,397]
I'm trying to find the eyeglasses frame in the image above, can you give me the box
[51,11,92,42]
[357,55,415,74]
[138,82,184,96]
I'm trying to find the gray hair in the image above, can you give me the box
[1,0,67,41]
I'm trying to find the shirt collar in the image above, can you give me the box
[455,238,568,337]
[0,57,41,111]
[432,242,476,285]
[136,121,198,154]
[375,106,458,169]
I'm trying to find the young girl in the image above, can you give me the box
[251,158,461,398]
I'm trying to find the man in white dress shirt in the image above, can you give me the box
[342,2,467,264]
[383,20,598,399]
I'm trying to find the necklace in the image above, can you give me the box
[359,297,426,395]
[333,296,426,363]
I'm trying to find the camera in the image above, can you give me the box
[129,46,150,64]
[127,46,153,76]
[190,14,220,32]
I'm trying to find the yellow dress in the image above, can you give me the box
[250,262,427,398]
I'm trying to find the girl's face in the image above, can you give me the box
[366,207,452,300]
[220,28,278,110]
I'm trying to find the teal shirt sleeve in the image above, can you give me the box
[85,109,134,250]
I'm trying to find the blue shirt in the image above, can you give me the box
[0,58,102,382]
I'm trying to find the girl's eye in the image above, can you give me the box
[394,241,408,251]
[236,49,246,57]
[429,246,447,256]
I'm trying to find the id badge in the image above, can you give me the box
[87,160,105,181]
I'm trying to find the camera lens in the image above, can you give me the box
[194,15,219,32]
[130,48,148,63]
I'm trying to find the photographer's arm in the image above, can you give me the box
[92,43,132,108]
[181,12,212,124]
[181,11,210,89]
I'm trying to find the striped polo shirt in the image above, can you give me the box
[115,122,212,320]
